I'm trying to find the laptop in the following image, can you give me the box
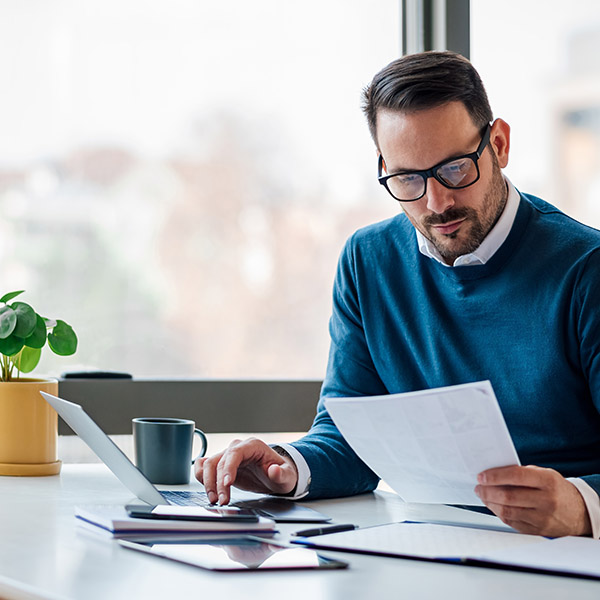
[41,392,330,523]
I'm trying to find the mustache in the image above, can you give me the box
[423,207,474,227]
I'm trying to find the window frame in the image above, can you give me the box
[58,1,469,434]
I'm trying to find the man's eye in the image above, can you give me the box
[394,173,421,184]
[443,159,470,173]
[438,158,475,185]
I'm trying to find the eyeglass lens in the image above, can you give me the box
[386,156,479,201]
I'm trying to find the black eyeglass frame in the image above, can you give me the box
[377,123,492,202]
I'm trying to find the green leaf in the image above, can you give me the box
[0,290,25,304]
[0,305,17,339]
[11,302,37,338]
[0,334,25,356]
[24,314,47,349]
[48,320,78,356]
[43,317,57,329]
[17,346,42,373]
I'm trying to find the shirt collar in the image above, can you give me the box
[415,177,520,267]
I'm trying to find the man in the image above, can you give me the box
[196,51,600,538]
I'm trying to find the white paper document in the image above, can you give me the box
[295,522,600,580]
[297,522,541,560]
[475,535,600,578]
[325,380,519,505]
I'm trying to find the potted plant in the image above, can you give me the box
[0,290,77,476]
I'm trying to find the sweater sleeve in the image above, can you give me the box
[290,236,387,499]
[575,248,600,496]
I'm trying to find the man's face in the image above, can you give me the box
[376,102,510,265]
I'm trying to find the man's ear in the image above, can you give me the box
[490,118,510,168]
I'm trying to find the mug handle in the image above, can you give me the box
[191,428,208,463]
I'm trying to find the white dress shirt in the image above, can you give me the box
[279,178,600,537]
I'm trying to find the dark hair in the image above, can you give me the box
[361,51,493,145]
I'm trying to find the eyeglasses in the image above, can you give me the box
[377,123,492,202]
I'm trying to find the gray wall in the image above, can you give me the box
[58,379,322,435]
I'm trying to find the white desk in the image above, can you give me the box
[2,460,600,599]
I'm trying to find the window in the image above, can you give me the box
[0,1,400,378]
[471,1,600,226]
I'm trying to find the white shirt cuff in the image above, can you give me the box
[275,443,311,499]
[567,477,600,538]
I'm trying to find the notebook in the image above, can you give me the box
[41,392,330,523]
[74,504,277,536]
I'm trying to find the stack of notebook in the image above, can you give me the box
[75,505,277,537]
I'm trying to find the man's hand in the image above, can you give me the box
[475,465,592,537]
[194,438,299,505]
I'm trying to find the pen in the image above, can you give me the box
[292,523,358,537]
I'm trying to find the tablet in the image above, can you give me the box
[119,537,348,571]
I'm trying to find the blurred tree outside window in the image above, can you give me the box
[0,1,399,378]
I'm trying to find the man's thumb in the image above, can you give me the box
[266,462,296,492]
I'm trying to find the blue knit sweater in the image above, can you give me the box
[291,192,600,500]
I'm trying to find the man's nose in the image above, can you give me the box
[425,178,455,214]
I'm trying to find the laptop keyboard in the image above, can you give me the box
[161,490,330,523]
[162,490,267,517]
[162,490,213,507]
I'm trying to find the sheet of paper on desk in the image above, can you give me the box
[473,536,600,578]
[294,522,542,560]
[295,523,600,580]
[325,380,519,505]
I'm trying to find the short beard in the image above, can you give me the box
[420,156,507,264]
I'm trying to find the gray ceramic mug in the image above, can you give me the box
[132,417,208,484]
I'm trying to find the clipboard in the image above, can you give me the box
[292,522,600,580]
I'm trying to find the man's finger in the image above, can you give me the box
[201,454,223,504]
[478,465,550,488]
[266,462,297,492]
[489,514,541,535]
[216,447,252,504]
[475,484,542,509]
[484,501,538,526]
[193,457,206,482]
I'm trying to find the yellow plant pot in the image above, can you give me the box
[0,378,61,476]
